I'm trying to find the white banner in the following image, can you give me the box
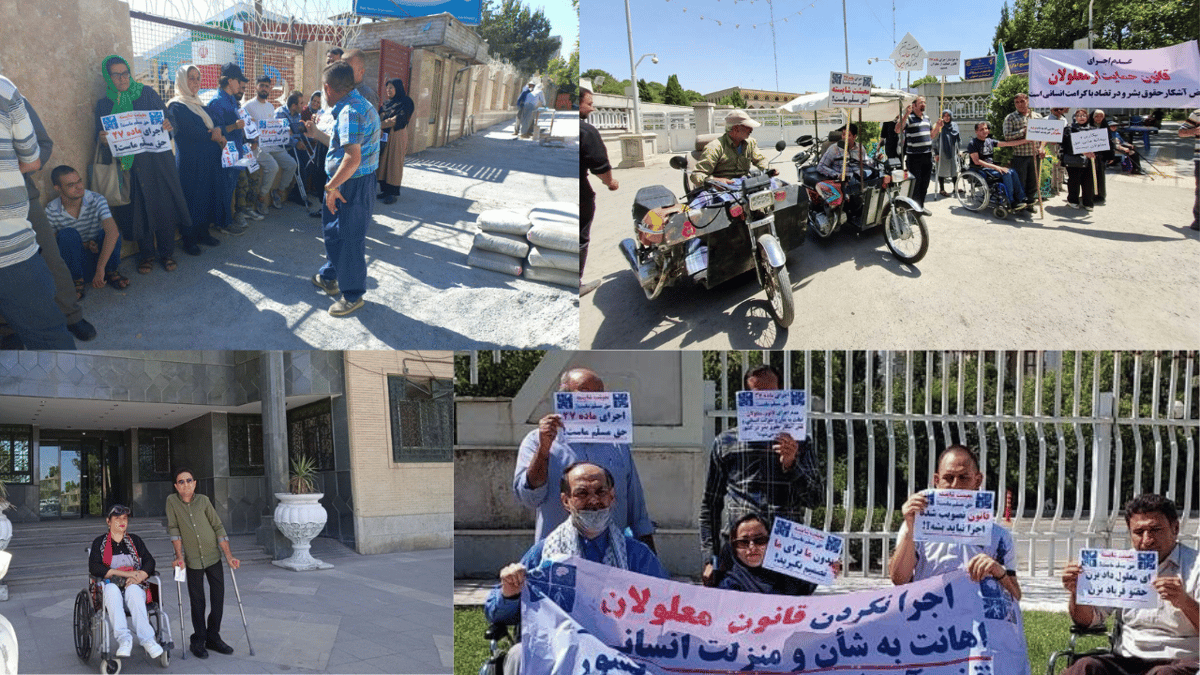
[1029,40,1200,108]
[735,389,807,442]
[1025,117,1066,143]
[829,72,873,108]
[221,140,239,168]
[521,557,1031,675]
[927,51,961,77]
[1077,548,1158,610]
[101,111,170,157]
[1070,128,1112,154]
[914,489,996,546]
[256,119,290,148]
[554,391,633,444]
[762,516,842,586]
[238,108,260,139]
[891,32,927,71]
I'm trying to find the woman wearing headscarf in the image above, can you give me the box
[1062,108,1097,212]
[933,109,961,197]
[89,504,166,663]
[166,64,226,250]
[717,513,817,596]
[1090,109,1110,203]
[377,78,415,205]
[94,54,194,274]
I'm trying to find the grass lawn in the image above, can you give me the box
[455,606,1093,675]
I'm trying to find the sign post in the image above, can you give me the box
[829,72,872,181]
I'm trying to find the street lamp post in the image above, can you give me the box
[624,0,643,134]
[868,57,901,90]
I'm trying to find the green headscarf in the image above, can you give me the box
[102,55,144,170]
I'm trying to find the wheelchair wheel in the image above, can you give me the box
[158,647,170,668]
[993,206,1008,219]
[100,658,121,675]
[74,590,93,661]
[957,172,988,211]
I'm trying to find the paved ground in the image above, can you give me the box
[582,124,1198,349]
[66,113,579,350]
[6,541,452,674]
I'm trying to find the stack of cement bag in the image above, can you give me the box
[467,202,579,288]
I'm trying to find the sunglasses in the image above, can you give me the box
[107,504,131,518]
[732,535,770,550]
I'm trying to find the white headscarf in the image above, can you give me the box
[167,64,214,129]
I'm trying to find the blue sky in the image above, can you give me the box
[582,0,1023,96]
[534,0,579,52]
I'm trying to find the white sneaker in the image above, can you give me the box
[241,208,265,222]
[144,641,164,659]
[116,638,133,657]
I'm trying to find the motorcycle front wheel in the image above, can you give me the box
[884,204,929,264]
[759,243,794,328]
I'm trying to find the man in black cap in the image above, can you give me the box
[206,63,251,235]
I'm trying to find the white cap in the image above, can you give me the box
[724,109,761,129]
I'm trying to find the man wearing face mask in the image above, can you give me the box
[513,367,656,551]
[486,462,669,675]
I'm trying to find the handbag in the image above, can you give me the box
[90,142,130,207]
[1060,152,1086,168]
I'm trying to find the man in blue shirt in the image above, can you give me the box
[486,462,668,675]
[306,60,379,317]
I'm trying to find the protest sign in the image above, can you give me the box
[914,489,995,546]
[927,51,961,77]
[890,32,927,71]
[735,389,806,442]
[238,108,260,139]
[1030,40,1200,108]
[220,141,239,168]
[1025,117,1066,143]
[1070,128,1111,154]
[235,142,259,172]
[762,516,841,586]
[256,119,290,148]
[101,111,171,157]
[522,557,1031,675]
[554,391,632,444]
[829,72,872,108]
[1077,548,1158,610]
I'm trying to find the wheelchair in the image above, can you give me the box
[955,151,1019,219]
[74,571,173,674]
[1045,617,1122,675]
[478,620,520,675]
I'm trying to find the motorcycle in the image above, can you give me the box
[795,138,930,264]
[618,138,807,328]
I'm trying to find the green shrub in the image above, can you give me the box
[987,75,1029,168]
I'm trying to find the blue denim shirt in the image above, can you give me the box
[321,89,379,179]
[206,89,244,148]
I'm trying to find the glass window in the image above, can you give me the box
[137,429,172,481]
[388,376,453,463]
[287,399,334,471]
[229,414,265,477]
[0,425,32,484]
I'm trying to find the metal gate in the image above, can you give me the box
[378,38,413,96]
[705,350,1199,578]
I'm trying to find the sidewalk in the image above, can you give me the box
[6,540,453,674]
[65,113,580,350]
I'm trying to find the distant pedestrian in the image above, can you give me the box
[579,87,618,297]
[376,78,414,205]
[895,96,942,207]
[514,82,534,136]
[520,83,546,138]
[934,110,961,197]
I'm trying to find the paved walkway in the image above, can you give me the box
[6,540,452,674]
[65,113,579,350]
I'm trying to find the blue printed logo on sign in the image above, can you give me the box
[148,111,163,125]
[258,120,268,129]
[102,116,120,131]
[976,492,994,510]
[737,391,754,408]
[526,561,577,611]
[773,519,790,538]
[1080,550,1098,567]
[791,391,805,406]
[979,576,1004,598]
[555,392,573,410]
[826,534,842,552]
[925,491,936,506]
[612,392,629,409]
[1137,552,1156,570]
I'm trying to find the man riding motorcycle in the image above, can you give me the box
[812,123,888,230]
[691,110,770,187]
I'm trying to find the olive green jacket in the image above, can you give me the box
[166,493,228,570]
[691,133,768,187]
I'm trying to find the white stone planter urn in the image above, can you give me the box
[0,511,11,552]
[272,493,333,571]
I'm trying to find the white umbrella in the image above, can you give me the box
[777,88,917,123]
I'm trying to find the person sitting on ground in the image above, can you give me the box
[275,91,312,204]
[691,109,771,187]
[485,462,669,675]
[718,513,838,595]
[890,444,1022,600]
[45,165,128,297]
[1060,493,1198,675]
[89,504,165,662]
[967,121,1027,211]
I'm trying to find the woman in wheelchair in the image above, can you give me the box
[88,504,164,660]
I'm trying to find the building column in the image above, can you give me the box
[257,350,292,557]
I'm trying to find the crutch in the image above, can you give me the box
[175,569,187,660]
[228,566,255,656]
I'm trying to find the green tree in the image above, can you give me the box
[684,89,705,104]
[987,75,1028,167]
[992,0,1196,51]
[637,79,665,103]
[581,69,627,95]
[454,351,547,397]
[910,75,939,87]
[545,50,579,102]
[717,90,747,108]
[476,0,557,73]
[663,74,688,106]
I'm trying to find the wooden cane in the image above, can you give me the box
[1037,143,1045,220]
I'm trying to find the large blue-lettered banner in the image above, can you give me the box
[522,557,1031,675]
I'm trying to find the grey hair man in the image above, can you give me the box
[691,109,768,187]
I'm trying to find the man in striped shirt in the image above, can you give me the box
[895,96,943,207]
[1180,109,1200,231]
[46,165,125,294]
[0,75,74,349]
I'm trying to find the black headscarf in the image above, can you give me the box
[718,514,816,596]
[380,78,414,131]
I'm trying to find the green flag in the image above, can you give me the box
[991,42,1011,90]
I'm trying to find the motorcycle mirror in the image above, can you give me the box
[669,155,688,171]
[774,140,787,152]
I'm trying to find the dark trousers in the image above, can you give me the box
[1063,653,1198,675]
[112,202,174,262]
[905,153,932,207]
[0,253,76,349]
[580,189,595,279]
[379,181,400,196]
[1093,155,1107,200]
[185,561,225,645]
[1192,160,1198,229]
[1067,162,1096,208]
[0,195,83,337]
[219,168,240,227]
[1010,155,1039,204]
[56,228,122,281]
[319,172,375,303]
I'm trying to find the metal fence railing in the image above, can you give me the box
[706,350,1200,578]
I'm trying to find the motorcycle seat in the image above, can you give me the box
[690,133,722,163]
[632,185,679,221]
[801,166,824,187]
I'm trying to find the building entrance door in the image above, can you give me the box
[38,438,103,519]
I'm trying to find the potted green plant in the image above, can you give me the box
[272,456,332,571]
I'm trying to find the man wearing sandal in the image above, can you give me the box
[45,165,129,296]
